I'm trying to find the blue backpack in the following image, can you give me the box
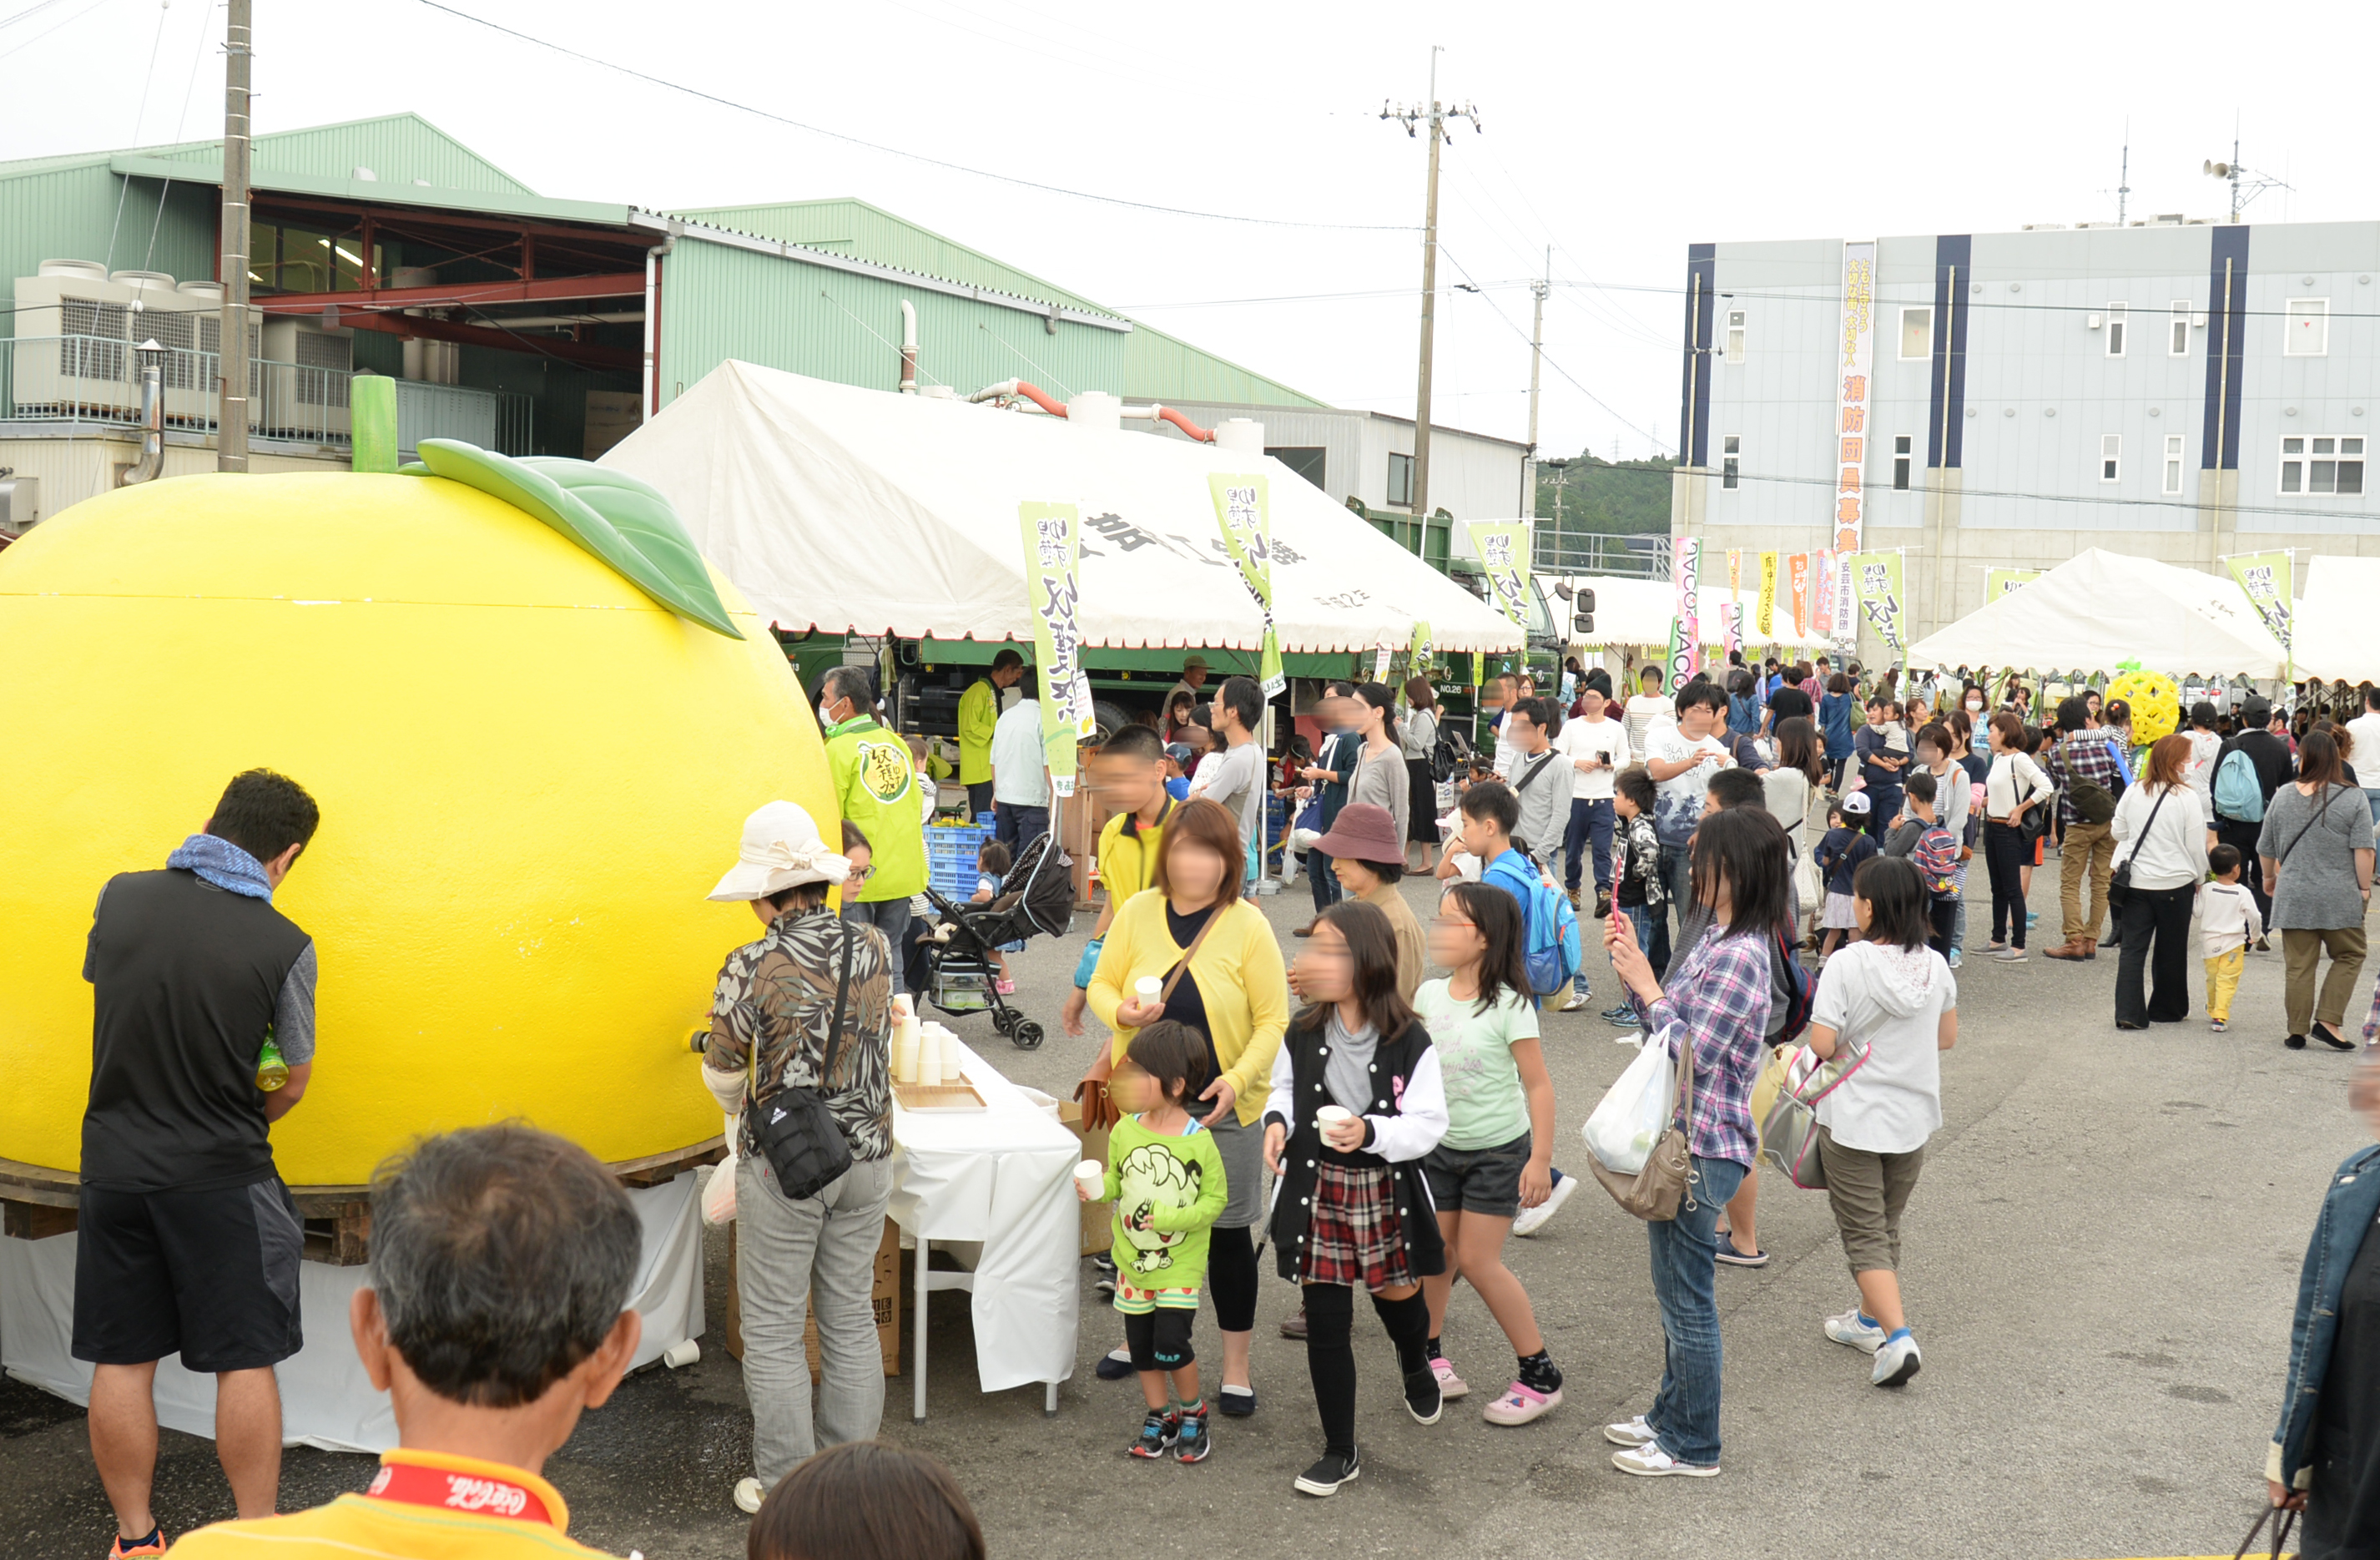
[2212,747,2266,823]
[1485,851,1585,1002]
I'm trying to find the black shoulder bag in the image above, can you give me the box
[749,923,858,1200]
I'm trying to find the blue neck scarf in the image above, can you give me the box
[167,833,274,901]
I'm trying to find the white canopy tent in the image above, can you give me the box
[1905,547,2287,678]
[1555,573,1831,653]
[603,361,1522,654]
[2291,554,2380,684]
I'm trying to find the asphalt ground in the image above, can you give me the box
[4,841,2373,1560]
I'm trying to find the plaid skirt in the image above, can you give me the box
[1302,1161,1413,1293]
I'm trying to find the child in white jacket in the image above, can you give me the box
[2199,842,2263,1033]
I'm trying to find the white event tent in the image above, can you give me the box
[1556,573,1830,653]
[1905,548,2287,678]
[2291,554,2380,684]
[603,361,1522,655]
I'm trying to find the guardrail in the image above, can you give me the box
[1532,528,1667,578]
[1,335,532,457]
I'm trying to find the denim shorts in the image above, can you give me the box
[1421,1130,1532,1219]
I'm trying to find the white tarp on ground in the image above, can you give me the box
[0,1174,703,1454]
[1556,573,1830,652]
[2292,554,2380,684]
[604,361,1522,654]
[1906,548,2288,678]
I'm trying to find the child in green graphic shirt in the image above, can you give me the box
[1082,1020,1228,1464]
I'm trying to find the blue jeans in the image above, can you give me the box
[1648,841,1692,976]
[1564,797,1616,895]
[2366,788,2380,841]
[842,896,912,995]
[1308,847,1343,912]
[1623,905,1653,957]
[1644,1154,1749,1467]
[993,801,1048,853]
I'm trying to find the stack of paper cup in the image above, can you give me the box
[891,1016,920,1085]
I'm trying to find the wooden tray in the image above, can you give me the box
[895,1079,988,1112]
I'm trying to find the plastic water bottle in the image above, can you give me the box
[255,1029,289,1092]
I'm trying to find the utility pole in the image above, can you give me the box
[2116,129,2130,225]
[1381,49,1478,524]
[1524,245,1548,517]
[216,0,252,472]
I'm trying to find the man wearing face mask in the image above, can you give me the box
[816,666,927,993]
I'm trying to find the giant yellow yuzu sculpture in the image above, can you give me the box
[2104,667,2181,748]
[0,448,835,1184]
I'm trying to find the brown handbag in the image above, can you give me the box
[1586,1022,1700,1222]
[1072,902,1224,1132]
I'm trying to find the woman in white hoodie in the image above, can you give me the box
[2109,735,2210,1031]
[1802,856,1958,1390]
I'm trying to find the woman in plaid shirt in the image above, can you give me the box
[1598,808,1792,1478]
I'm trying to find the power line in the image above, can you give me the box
[1702,461,2378,525]
[411,0,1414,235]
[1438,243,1673,457]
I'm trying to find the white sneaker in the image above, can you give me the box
[1871,1332,1922,1387]
[1611,1442,1720,1478]
[1511,1174,1577,1237]
[1602,1413,1657,1447]
[733,1477,767,1514]
[1558,991,1594,1012]
[1823,1306,1887,1355]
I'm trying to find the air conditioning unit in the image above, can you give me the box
[259,316,353,442]
[110,272,209,429]
[11,260,135,419]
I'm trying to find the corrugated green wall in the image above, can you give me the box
[139,114,537,195]
[657,235,1126,406]
[0,170,219,309]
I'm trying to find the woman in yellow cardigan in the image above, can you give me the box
[1085,796,1288,1419]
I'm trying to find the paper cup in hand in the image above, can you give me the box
[1134,977,1164,1002]
[1315,1104,1354,1137]
[1074,1160,1106,1197]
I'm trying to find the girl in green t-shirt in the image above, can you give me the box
[1415,881,1564,1426]
[1087,1021,1228,1464]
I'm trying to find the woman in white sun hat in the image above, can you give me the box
[697,801,898,1516]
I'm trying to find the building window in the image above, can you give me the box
[2163,434,2185,496]
[1898,306,1933,361]
[2100,434,2120,483]
[1387,451,1414,507]
[2105,303,2127,357]
[1721,434,1740,490]
[2280,435,2365,495]
[2285,299,2330,356]
[1267,446,1326,492]
[2170,300,2191,357]
[1893,434,1911,490]
[1724,309,1746,364]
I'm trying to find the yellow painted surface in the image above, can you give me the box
[0,472,836,1184]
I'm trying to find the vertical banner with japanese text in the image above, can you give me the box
[1812,548,1836,639]
[1832,240,1878,644]
[1984,568,2041,600]
[1018,501,1092,796]
[2225,552,2293,652]
[1409,620,1433,677]
[1757,550,1779,639]
[1667,537,1702,691]
[1725,548,1743,658]
[1853,551,1907,654]
[1207,473,1287,697]
[1467,522,1534,648]
[1789,553,1811,637]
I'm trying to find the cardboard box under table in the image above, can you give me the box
[887,1038,1082,1421]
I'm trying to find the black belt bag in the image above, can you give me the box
[748,923,857,1201]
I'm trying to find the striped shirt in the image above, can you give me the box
[2044,732,2128,827]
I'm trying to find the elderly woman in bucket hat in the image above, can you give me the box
[1311,803,1426,1002]
[698,801,898,1517]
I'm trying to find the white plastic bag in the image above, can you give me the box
[700,1113,740,1225]
[1581,1025,1678,1175]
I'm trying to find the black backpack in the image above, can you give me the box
[1431,721,1475,784]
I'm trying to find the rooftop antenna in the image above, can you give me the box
[2116,125,2130,225]
[2205,120,2292,223]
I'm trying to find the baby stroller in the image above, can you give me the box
[916,827,1074,1049]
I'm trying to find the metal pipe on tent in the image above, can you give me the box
[964,380,1218,442]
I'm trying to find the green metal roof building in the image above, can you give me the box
[0,113,1324,528]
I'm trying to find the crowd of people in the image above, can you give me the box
[56,646,2380,1552]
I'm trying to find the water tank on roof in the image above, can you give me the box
[177,280,223,303]
[38,259,108,280]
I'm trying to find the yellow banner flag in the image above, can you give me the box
[1757,551,1778,639]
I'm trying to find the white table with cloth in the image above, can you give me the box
[890,1037,1081,1421]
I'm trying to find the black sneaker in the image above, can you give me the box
[1095,1347,1137,1381]
[1402,1363,1444,1426]
[1174,1407,1212,1463]
[1128,1409,1179,1459]
[1092,1254,1118,1295]
[1293,1446,1361,1497]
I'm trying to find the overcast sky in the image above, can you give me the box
[5,0,2372,464]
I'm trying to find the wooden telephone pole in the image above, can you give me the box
[1380,49,1478,523]
[217,0,252,471]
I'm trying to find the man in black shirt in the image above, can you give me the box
[2210,697,2296,937]
[77,770,320,1557]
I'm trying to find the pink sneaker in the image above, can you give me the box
[1481,1381,1562,1426]
[1430,1356,1469,1401]
[996,979,1016,995]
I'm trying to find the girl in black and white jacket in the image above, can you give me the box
[1262,897,1449,1499]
